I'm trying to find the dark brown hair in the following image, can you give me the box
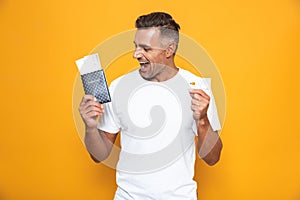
[135,12,180,32]
[135,12,180,52]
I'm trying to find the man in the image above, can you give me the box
[79,12,222,200]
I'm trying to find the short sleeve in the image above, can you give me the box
[97,78,122,134]
[97,101,120,134]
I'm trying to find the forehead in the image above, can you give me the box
[134,27,161,46]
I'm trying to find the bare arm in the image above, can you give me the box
[190,89,223,166]
[84,128,118,163]
[196,117,222,166]
[79,95,118,162]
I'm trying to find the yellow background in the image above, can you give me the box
[0,0,299,200]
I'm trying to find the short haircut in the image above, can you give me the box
[135,12,180,52]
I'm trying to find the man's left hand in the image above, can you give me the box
[189,89,210,121]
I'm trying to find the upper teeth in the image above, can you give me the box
[140,62,148,65]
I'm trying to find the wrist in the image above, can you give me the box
[196,115,209,127]
[196,116,210,138]
[85,126,98,134]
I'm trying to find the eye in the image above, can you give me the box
[143,47,150,52]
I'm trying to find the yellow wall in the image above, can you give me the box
[0,0,299,199]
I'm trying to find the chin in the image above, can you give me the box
[139,71,152,81]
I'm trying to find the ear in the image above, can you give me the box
[165,42,177,58]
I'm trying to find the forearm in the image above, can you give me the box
[197,117,223,166]
[84,127,113,162]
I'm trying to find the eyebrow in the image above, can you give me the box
[133,41,151,48]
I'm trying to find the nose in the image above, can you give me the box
[133,47,142,59]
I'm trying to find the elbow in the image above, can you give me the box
[89,152,109,163]
[204,155,221,166]
[201,141,223,166]
[90,154,101,163]
[91,155,101,163]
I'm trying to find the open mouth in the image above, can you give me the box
[139,61,150,72]
[139,61,150,67]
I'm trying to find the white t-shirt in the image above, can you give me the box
[98,68,221,200]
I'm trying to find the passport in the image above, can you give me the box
[75,53,111,104]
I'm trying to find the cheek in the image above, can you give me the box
[149,53,164,63]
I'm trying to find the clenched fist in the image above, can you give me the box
[78,95,105,128]
[189,89,210,121]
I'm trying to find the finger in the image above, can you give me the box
[191,98,201,106]
[189,89,210,100]
[81,107,104,120]
[85,110,103,118]
[79,105,104,120]
[83,104,102,114]
[191,99,208,107]
[193,97,210,104]
[191,93,207,103]
[191,100,209,112]
[82,111,100,119]
[80,96,92,108]
[81,103,104,116]
[81,95,95,104]
[81,100,102,111]
[191,103,206,111]
[191,108,201,117]
[189,90,204,99]
[198,90,210,100]
[190,104,197,112]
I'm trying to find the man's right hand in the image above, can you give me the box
[78,95,104,128]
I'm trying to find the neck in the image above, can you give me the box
[150,62,179,82]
